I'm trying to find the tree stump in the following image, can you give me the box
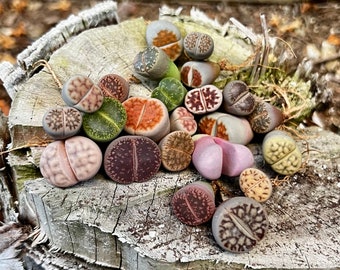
[0,2,339,269]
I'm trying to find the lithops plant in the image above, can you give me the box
[171,181,216,226]
[183,32,214,60]
[184,85,223,115]
[146,20,183,61]
[151,77,187,111]
[180,61,220,88]
[122,96,170,142]
[170,106,197,135]
[262,130,302,175]
[247,100,284,134]
[98,73,129,102]
[198,112,253,145]
[40,136,102,188]
[62,75,104,113]
[158,131,194,171]
[212,196,268,253]
[223,80,256,116]
[239,168,273,202]
[42,106,82,140]
[82,97,127,142]
[104,135,161,184]
[133,46,180,81]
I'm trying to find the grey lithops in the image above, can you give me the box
[212,196,268,253]
[183,32,214,60]
[39,136,102,188]
[172,181,216,226]
[42,106,82,140]
[98,73,129,102]
[62,75,104,113]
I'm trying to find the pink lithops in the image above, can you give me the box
[171,181,216,226]
[62,75,104,113]
[122,97,170,142]
[39,136,102,188]
[98,73,129,102]
[192,136,254,180]
[180,61,220,88]
[198,112,253,145]
[104,136,161,184]
[170,107,197,135]
[184,85,223,115]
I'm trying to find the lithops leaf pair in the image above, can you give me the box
[98,73,129,102]
[198,112,253,145]
[170,107,197,135]
[183,32,214,60]
[62,75,104,113]
[40,136,102,188]
[212,197,268,253]
[146,20,183,61]
[172,181,216,226]
[104,135,161,184]
[262,130,302,175]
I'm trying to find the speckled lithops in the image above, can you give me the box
[262,130,302,175]
[40,136,102,188]
[170,107,197,135]
[239,168,272,202]
[146,20,183,61]
[62,75,104,113]
[183,32,214,60]
[82,97,127,142]
[223,80,256,116]
[212,196,268,253]
[172,181,216,226]
[104,135,161,184]
[158,131,194,171]
[98,73,129,102]
[184,85,223,114]
[42,106,82,140]
[181,61,220,88]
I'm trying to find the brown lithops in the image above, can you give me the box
[183,32,214,60]
[239,168,273,202]
[170,106,197,135]
[98,73,129,102]
[158,131,194,171]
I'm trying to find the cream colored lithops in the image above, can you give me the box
[239,168,273,202]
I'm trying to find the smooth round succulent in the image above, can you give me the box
[171,181,216,226]
[223,80,256,116]
[40,136,102,188]
[247,100,284,133]
[170,107,197,135]
[158,131,194,171]
[262,130,302,175]
[146,20,183,61]
[180,61,220,88]
[42,106,82,140]
[151,77,187,111]
[183,32,214,60]
[198,112,253,145]
[98,73,129,102]
[104,135,161,184]
[82,97,127,142]
[122,96,170,142]
[133,46,180,80]
[212,196,268,253]
[239,168,273,202]
[62,75,104,113]
[184,85,222,115]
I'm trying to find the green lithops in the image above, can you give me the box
[82,97,127,142]
[262,130,302,175]
[151,77,187,111]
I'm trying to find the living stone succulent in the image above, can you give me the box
[169,106,197,135]
[98,73,129,102]
[183,32,214,60]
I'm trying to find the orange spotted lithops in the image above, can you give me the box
[122,96,170,142]
[239,168,273,202]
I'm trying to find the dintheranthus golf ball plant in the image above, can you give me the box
[30,15,312,254]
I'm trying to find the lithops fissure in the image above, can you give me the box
[98,73,129,102]
[212,197,268,253]
[181,61,220,88]
[104,136,161,184]
[183,32,214,60]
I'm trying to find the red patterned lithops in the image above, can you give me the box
[184,85,223,115]
[172,181,216,226]
[104,136,161,184]
[39,136,102,188]
[122,97,170,142]
[170,106,197,135]
[181,61,220,88]
[98,74,129,102]
[62,75,104,113]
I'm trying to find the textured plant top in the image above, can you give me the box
[183,32,214,60]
